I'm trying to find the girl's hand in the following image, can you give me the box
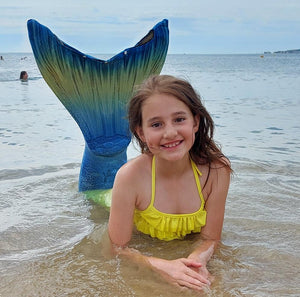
[191,263,214,285]
[148,257,211,291]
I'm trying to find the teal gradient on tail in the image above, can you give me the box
[27,19,169,192]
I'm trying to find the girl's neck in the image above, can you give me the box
[154,154,191,178]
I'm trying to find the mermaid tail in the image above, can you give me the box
[27,19,169,192]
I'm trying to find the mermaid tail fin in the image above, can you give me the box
[27,19,169,191]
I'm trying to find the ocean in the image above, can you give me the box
[0,53,299,296]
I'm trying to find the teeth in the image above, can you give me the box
[164,141,180,148]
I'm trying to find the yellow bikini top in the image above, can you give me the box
[134,156,207,241]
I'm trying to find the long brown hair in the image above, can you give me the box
[128,75,232,172]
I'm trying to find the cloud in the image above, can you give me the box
[1,0,300,53]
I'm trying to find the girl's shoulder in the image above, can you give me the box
[197,157,231,199]
[116,153,152,183]
[113,154,152,209]
[197,156,231,177]
[208,157,232,182]
[211,157,231,171]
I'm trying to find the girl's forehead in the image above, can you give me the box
[143,93,188,108]
[141,93,192,117]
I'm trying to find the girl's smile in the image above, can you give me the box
[161,140,183,149]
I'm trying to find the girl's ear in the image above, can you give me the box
[193,115,200,133]
[136,127,146,142]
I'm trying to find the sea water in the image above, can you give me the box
[0,53,299,296]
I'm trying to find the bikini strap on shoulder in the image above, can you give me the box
[190,159,205,209]
[151,155,156,205]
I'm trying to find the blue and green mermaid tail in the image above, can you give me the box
[27,19,169,201]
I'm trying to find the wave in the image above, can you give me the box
[0,163,80,181]
[231,156,300,174]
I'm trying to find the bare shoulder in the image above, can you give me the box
[200,157,231,200]
[114,154,152,185]
[112,154,152,212]
[210,157,231,175]
[209,157,231,186]
[208,157,231,194]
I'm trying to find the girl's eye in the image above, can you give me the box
[151,122,161,128]
[175,117,185,123]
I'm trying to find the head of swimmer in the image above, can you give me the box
[20,71,28,81]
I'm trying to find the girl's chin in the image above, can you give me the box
[156,151,189,161]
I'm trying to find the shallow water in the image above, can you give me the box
[0,53,299,296]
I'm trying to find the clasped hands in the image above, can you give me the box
[148,256,211,292]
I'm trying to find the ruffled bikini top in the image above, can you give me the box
[134,156,207,241]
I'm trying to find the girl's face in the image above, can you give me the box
[137,93,199,162]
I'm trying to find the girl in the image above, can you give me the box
[108,75,231,291]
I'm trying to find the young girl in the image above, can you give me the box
[108,75,231,292]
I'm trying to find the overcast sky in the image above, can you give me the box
[1,0,300,54]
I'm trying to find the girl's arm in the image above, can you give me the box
[188,163,231,279]
[108,163,137,247]
[108,163,211,291]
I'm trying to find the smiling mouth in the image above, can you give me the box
[162,140,182,148]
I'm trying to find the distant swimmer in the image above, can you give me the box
[20,71,28,81]
[0,56,3,60]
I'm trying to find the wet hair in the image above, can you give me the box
[128,75,232,172]
[20,71,27,79]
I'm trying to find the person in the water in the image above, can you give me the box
[108,75,232,292]
[20,71,28,81]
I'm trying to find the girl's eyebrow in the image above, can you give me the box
[146,111,188,124]
[147,116,161,124]
[173,111,188,116]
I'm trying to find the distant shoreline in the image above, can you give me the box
[264,49,300,54]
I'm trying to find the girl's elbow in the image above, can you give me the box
[108,231,130,251]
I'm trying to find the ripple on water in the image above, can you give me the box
[0,168,93,263]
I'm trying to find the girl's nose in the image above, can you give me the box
[163,124,177,139]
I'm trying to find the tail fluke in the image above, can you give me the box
[27,19,169,191]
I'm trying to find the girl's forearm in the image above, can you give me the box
[188,239,219,266]
[111,243,153,267]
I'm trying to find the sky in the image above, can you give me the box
[0,0,300,54]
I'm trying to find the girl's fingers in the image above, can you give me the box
[178,277,209,291]
[184,265,211,286]
[181,258,202,268]
[188,272,211,286]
